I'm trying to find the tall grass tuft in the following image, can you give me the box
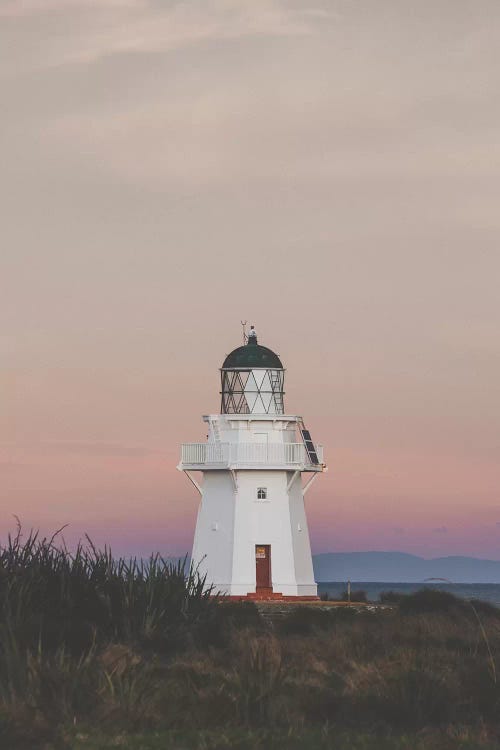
[0,524,217,658]
[229,633,285,726]
[0,525,222,746]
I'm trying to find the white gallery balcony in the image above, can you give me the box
[179,442,324,471]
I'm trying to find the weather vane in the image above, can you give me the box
[240,320,248,344]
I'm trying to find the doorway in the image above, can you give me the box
[255,545,272,592]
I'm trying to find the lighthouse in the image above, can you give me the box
[178,328,325,599]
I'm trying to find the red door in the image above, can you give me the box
[255,545,272,592]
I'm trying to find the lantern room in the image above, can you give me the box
[220,329,285,415]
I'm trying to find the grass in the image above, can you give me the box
[66,727,500,750]
[2,527,500,749]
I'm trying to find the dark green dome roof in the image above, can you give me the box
[222,338,283,370]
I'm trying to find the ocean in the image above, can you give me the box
[317,581,500,607]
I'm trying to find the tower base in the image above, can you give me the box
[211,582,318,597]
[219,593,320,602]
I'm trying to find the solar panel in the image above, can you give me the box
[300,428,320,465]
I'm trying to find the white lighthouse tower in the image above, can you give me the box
[178,327,325,599]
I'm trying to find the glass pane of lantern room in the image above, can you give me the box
[243,371,259,413]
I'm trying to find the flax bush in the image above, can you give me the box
[0,525,217,656]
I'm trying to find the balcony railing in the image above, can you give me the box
[180,442,324,469]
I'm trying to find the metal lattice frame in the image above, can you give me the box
[220,369,285,414]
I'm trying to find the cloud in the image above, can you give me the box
[0,461,31,468]
[0,442,159,458]
[1,1,332,70]
[392,527,405,535]
[0,0,143,19]
[433,527,448,534]
[5,0,499,199]
[44,441,159,457]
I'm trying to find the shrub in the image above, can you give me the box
[0,640,102,748]
[228,633,285,726]
[195,601,264,649]
[379,591,406,604]
[468,598,500,619]
[218,601,263,630]
[459,658,500,720]
[374,665,456,728]
[279,607,332,635]
[397,589,500,621]
[341,589,368,603]
[398,588,463,615]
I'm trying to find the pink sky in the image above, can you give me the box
[1,1,500,558]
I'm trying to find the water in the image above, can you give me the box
[317,581,500,607]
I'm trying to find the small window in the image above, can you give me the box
[257,487,267,500]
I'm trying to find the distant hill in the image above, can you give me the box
[312,552,500,583]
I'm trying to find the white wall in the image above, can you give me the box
[191,415,318,597]
[288,472,317,594]
[216,416,298,445]
[231,470,296,594]
[191,471,235,594]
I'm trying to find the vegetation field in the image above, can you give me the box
[2,528,500,749]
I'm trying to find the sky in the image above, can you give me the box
[1,0,500,559]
